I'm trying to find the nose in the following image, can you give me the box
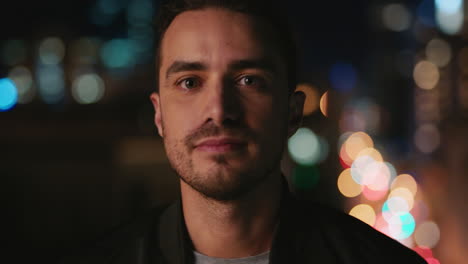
[202,78,242,127]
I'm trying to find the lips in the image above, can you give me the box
[194,137,247,152]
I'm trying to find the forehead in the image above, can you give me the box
[159,8,282,70]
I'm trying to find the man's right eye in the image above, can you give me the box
[177,77,200,90]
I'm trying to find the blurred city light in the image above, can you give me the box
[38,37,66,65]
[415,221,441,248]
[426,38,452,67]
[391,174,418,196]
[8,66,35,104]
[1,39,27,66]
[288,127,322,165]
[413,246,434,258]
[362,186,388,201]
[295,83,320,115]
[100,39,137,70]
[413,60,440,90]
[389,187,415,211]
[383,197,411,224]
[329,62,357,92]
[0,78,18,111]
[435,0,464,35]
[341,132,374,163]
[337,168,362,198]
[388,212,416,240]
[414,123,440,153]
[319,91,328,117]
[349,204,376,226]
[382,4,412,32]
[37,65,65,104]
[72,73,105,104]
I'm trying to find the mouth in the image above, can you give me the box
[194,137,247,153]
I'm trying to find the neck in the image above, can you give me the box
[180,171,283,259]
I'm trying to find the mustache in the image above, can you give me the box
[185,123,255,149]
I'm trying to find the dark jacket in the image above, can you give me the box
[60,188,427,264]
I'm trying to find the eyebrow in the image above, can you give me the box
[165,58,278,79]
[228,59,278,75]
[165,61,207,79]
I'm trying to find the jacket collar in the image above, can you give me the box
[154,177,302,264]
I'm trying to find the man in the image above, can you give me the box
[61,0,427,263]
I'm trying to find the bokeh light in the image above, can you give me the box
[413,61,440,90]
[388,212,415,240]
[413,246,434,259]
[296,83,320,115]
[37,65,65,104]
[39,37,66,65]
[415,221,441,248]
[391,174,418,196]
[426,38,452,67]
[389,187,415,210]
[319,91,328,117]
[349,204,376,226]
[362,186,388,201]
[342,132,374,163]
[337,168,362,198]
[72,73,105,104]
[329,62,357,92]
[383,197,410,221]
[435,0,463,13]
[435,0,464,35]
[8,66,35,104]
[0,78,18,111]
[382,4,412,32]
[288,128,321,165]
[1,39,27,66]
[414,124,440,154]
[100,39,137,70]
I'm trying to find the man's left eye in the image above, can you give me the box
[237,75,261,86]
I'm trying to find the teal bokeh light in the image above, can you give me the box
[101,39,137,69]
[288,127,322,165]
[0,78,18,111]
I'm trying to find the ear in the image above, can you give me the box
[287,91,305,138]
[150,92,164,138]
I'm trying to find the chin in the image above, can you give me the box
[182,165,266,201]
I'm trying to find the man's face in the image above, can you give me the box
[151,8,303,200]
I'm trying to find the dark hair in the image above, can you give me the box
[153,0,297,93]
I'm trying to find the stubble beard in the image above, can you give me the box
[162,123,286,202]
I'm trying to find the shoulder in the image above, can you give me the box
[291,199,427,264]
[57,204,169,264]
